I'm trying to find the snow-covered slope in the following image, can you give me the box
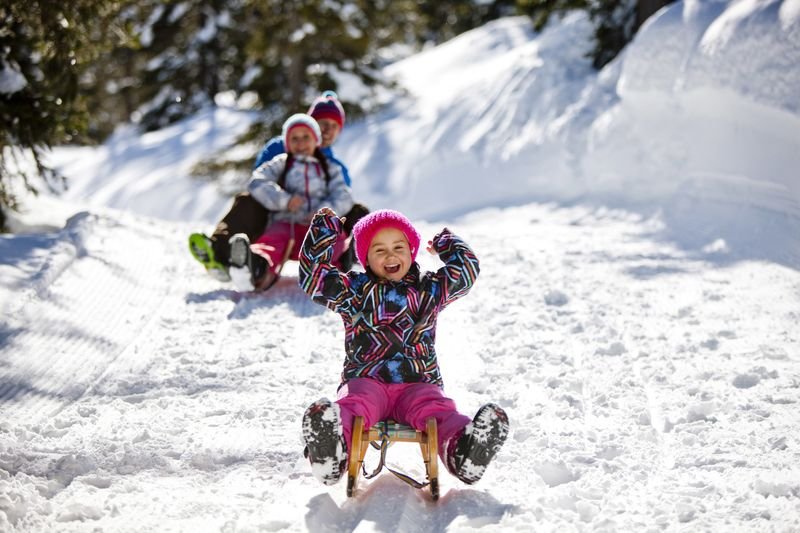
[2,205,799,531]
[338,5,800,215]
[339,14,598,217]
[2,1,800,531]
[48,106,258,224]
[30,1,800,236]
[337,5,800,265]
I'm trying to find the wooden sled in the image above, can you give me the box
[347,416,440,501]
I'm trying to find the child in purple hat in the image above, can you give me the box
[297,207,509,487]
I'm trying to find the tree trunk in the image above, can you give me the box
[285,5,304,110]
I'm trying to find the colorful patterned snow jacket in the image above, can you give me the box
[248,153,353,225]
[298,211,480,387]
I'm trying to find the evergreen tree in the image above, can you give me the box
[515,0,588,32]
[233,1,413,148]
[0,0,130,230]
[129,0,249,132]
[515,0,672,69]
[415,0,517,44]
[587,0,637,69]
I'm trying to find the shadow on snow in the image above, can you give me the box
[305,475,519,532]
[185,275,326,320]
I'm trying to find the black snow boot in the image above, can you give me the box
[228,233,272,292]
[302,398,347,486]
[445,403,509,485]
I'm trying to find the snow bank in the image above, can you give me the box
[337,1,800,265]
[47,106,259,224]
[341,2,800,221]
[340,14,598,218]
[620,0,800,113]
[585,0,800,265]
[598,0,800,204]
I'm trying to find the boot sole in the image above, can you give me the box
[228,234,250,268]
[189,233,230,281]
[302,399,346,486]
[455,403,509,484]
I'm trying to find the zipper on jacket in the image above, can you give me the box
[304,163,311,212]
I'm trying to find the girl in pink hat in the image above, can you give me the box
[297,207,509,487]
[228,114,354,291]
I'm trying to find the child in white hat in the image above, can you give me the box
[229,113,354,291]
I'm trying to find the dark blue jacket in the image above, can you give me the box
[253,137,352,187]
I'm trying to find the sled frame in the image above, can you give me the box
[347,417,439,501]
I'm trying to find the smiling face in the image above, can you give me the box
[286,125,318,156]
[367,228,412,281]
[315,118,341,148]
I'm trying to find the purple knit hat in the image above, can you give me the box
[308,90,345,129]
[352,209,421,268]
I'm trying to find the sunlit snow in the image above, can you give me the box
[2,3,799,531]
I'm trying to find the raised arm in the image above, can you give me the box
[430,229,480,310]
[298,209,354,311]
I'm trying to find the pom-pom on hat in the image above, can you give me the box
[352,209,421,268]
[308,90,345,130]
[282,113,322,148]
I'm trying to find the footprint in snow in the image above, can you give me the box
[544,290,569,306]
[595,342,626,356]
[732,373,760,389]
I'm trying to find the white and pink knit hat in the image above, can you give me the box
[282,113,322,147]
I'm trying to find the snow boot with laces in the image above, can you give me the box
[445,403,509,485]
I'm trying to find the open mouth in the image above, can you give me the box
[384,263,401,274]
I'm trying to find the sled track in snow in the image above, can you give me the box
[0,213,176,421]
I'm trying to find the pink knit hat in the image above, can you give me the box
[352,209,421,268]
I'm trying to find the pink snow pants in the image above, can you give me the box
[251,221,346,277]
[335,378,471,461]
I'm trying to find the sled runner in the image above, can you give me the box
[347,417,440,501]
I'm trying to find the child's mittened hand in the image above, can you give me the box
[315,208,344,232]
[428,227,450,254]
